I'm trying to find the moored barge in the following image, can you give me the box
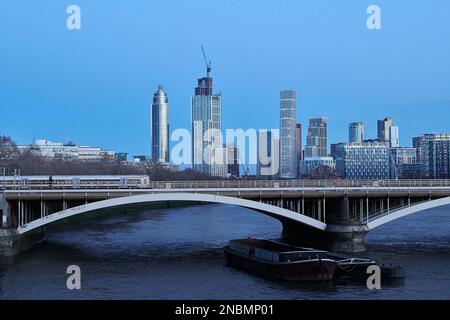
[224,238,336,281]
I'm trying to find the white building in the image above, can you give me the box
[18,139,115,161]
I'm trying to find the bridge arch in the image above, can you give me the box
[16,193,326,235]
[367,196,450,230]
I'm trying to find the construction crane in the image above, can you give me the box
[201,45,212,78]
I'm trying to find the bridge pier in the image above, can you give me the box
[1,194,9,228]
[0,228,46,256]
[323,223,368,253]
[281,196,369,253]
[281,220,368,253]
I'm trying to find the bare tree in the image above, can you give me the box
[0,135,220,180]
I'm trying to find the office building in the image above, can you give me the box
[151,85,170,163]
[349,122,365,144]
[335,140,390,179]
[279,90,297,179]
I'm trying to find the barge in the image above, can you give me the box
[223,238,337,281]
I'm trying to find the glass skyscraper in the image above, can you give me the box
[279,90,297,179]
[191,70,226,177]
[151,85,169,163]
[349,122,365,144]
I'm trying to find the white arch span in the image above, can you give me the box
[368,196,450,230]
[16,193,327,235]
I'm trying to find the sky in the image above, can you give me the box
[1,0,449,158]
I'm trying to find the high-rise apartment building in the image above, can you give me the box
[349,122,365,144]
[151,85,170,163]
[304,118,328,158]
[191,64,225,177]
[279,90,297,179]
[419,134,450,179]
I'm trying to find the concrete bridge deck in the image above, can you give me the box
[1,178,450,255]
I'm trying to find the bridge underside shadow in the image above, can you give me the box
[1,193,328,256]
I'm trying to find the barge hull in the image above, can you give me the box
[224,248,336,281]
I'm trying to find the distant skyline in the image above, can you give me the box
[1,0,449,157]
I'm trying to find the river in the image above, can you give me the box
[1,204,449,299]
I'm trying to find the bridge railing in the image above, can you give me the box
[146,179,450,190]
[2,177,450,191]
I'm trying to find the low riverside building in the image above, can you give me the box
[299,157,335,176]
[18,139,115,161]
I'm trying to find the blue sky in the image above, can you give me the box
[1,0,449,157]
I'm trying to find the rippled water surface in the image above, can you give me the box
[1,204,449,299]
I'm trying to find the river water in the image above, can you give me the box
[0,204,449,299]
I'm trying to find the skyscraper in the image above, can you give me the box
[279,90,297,179]
[257,130,279,178]
[296,123,302,162]
[390,126,400,148]
[151,85,169,163]
[377,117,394,142]
[191,61,225,177]
[349,122,365,144]
[304,118,328,158]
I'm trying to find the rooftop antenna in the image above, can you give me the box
[201,45,212,78]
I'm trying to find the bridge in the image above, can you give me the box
[1,177,450,255]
